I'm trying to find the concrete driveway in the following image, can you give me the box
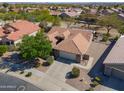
[46,61,73,82]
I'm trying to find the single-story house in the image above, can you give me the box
[98,9,114,15]
[111,8,121,13]
[89,9,97,15]
[47,27,93,63]
[118,13,124,20]
[0,20,40,45]
[104,36,124,80]
[59,11,81,19]
[50,10,61,16]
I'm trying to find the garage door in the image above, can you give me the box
[59,51,76,61]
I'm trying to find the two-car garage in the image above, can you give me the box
[59,51,76,61]
[53,49,81,63]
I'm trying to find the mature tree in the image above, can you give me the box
[119,26,124,35]
[52,16,61,26]
[19,35,37,60]
[2,3,9,8]
[0,45,8,56]
[97,6,103,11]
[97,14,124,34]
[34,30,52,59]
[19,29,52,60]
[78,14,98,28]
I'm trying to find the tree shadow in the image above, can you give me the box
[0,52,38,72]
[65,71,76,79]
[88,40,116,77]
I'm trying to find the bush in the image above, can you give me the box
[46,56,54,65]
[102,34,109,42]
[71,67,80,78]
[94,76,101,82]
[25,72,32,77]
[114,36,119,41]
[92,81,100,87]
[0,45,8,56]
[20,71,24,74]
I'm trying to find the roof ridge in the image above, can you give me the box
[72,39,81,54]
[72,33,88,54]
[72,33,83,54]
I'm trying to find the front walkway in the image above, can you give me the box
[71,57,94,70]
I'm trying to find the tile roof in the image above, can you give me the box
[0,27,5,37]
[63,11,80,17]
[104,36,124,64]
[7,20,40,41]
[47,27,93,54]
[50,11,61,16]
[54,33,90,54]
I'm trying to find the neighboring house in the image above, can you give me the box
[0,20,40,45]
[104,36,124,80]
[59,9,81,18]
[0,28,5,41]
[59,12,71,19]
[98,9,114,15]
[118,13,124,20]
[47,27,93,63]
[89,9,97,15]
[50,10,61,16]
[111,8,122,14]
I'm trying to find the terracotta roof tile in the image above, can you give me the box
[7,20,40,41]
[0,27,5,37]
[48,27,93,54]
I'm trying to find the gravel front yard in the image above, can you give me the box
[66,68,91,91]
[66,41,109,91]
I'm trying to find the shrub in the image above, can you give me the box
[25,72,32,77]
[0,45,8,56]
[92,81,100,87]
[71,67,80,78]
[94,76,101,82]
[20,71,24,74]
[102,34,109,42]
[46,56,54,65]
[114,35,119,41]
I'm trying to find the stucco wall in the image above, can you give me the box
[104,64,124,80]
[14,30,39,46]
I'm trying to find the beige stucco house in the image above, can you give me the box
[47,27,93,63]
[104,36,124,80]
